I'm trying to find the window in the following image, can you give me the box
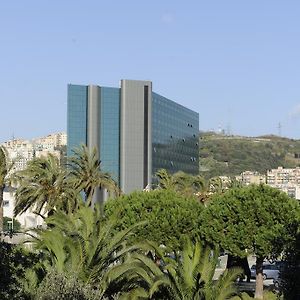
[3,200,9,207]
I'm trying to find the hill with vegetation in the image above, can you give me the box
[199,132,300,179]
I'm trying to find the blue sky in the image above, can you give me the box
[1,1,300,142]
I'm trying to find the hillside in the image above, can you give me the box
[199,132,300,179]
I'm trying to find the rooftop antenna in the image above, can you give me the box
[227,105,232,136]
[278,122,282,137]
[226,122,231,136]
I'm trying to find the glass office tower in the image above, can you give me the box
[67,80,199,194]
[67,85,120,184]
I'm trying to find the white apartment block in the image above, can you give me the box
[3,139,35,173]
[1,132,67,172]
[1,133,67,230]
[33,132,67,150]
[267,166,300,185]
[238,171,266,185]
[267,167,300,200]
[3,187,44,229]
[237,168,300,200]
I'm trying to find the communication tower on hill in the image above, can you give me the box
[278,122,282,137]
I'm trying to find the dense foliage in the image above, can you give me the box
[0,242,40,299]
[3,216,21,232]
[0,145,14,231]
[14,154,81,216]
[200,184,300,298]
[200,184,299,258]
[13,145,118,217]
[35,270,103,300]
[2,144,299,299]
[104,189,203,250]
[160,239,241,300]
[279,231,300,299]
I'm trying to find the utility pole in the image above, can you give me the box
[278,123,282,137]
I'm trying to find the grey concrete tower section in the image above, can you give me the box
[120,80,152,193]
[87,85,102,205]
[87,85,100,150]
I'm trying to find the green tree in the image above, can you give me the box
[35,270,103,300]
[0,242,40,299]
[104,189,204,251]
[155,169,237,204]
[162,239,241,300]
[155,168,176,190]
[14,154,80,217]
[200,184,300,299]
[0,146,14,231]
[155,169,206,197]
[3,217,21,232]
[279,230,300,299]
[68,145,119,206]
[107,239,242,300]
[27,204,148,299]
[107,242,170,299]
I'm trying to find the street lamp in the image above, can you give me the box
[7,218,13,238]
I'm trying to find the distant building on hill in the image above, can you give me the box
[266,166,300,199]
[2,132,67,173]
[237,171,266,185]
[33,132,67,150]
[267,166,300,185]
[237,168,300,200]
[1,132,67,230]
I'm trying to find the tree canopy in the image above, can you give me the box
[14,154,80,216]
[104,189,204,250]
[199,184,300,298]
[0,146,14,231]
[200,184,300,258]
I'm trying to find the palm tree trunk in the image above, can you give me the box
[255,256,264,299]
[0,186,4,232]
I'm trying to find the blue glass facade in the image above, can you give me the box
[67,85,120,184]
[100,87,120,183]
[68,81,199,192]
[67,85,87,157]
[152,92,199,176]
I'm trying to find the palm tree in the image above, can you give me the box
[208,177,225,194]
[155,169,206,198]
[110,238,242,300]
[68,145,119,206]
[162,239,241,300]
[14,154,80,217]
[108,241,170,299]
[0,146,14,231]
[155,169,176,190]
[173,172,207,197]
[29,205,152,298]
